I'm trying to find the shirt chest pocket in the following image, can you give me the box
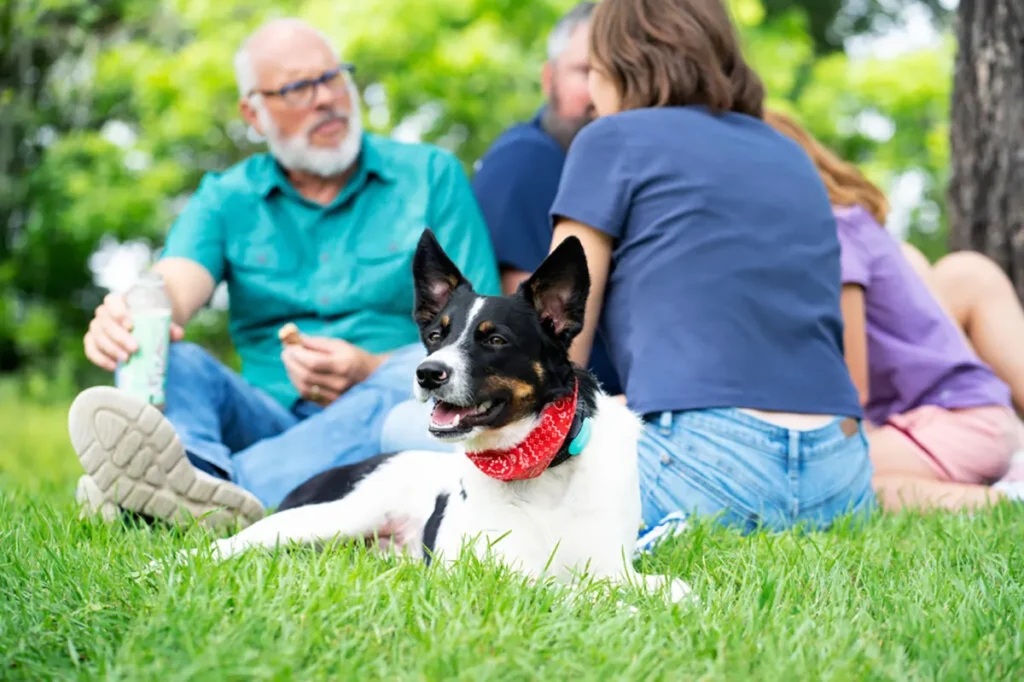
[348,224,425,313]
[226,233,301,276]
[224,230,305,321]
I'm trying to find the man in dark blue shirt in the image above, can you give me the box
[470,1,622,395]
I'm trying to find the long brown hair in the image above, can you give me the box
[764,109,889,225]
[589,0,765,118]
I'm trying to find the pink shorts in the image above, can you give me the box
[883,405,1024,484]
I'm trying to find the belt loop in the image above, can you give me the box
[658,411,673,437]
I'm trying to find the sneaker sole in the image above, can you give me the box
[69,386,265,529]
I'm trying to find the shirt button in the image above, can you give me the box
[660,454,672,465]
[320,296,329,305]
[320,254,329,264]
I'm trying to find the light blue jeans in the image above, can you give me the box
[164,341,427,509]
[636,407,876,537]
[380,399,877,541]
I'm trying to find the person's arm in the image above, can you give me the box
[550,221,613,368]
[151,258,217,327]
[835,214,874,408]
[546,117,631,368]
[428,150,501,296]
[82,176,226,371]
[156,174,228,325]
[501,269,531,295]
[840,283,870,406]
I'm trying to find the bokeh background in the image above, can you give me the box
[0,0,965,403]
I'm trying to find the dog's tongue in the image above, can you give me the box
[432,402,476,426]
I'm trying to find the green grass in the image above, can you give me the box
[2,400,1024,680]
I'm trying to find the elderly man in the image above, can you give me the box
[471,2,620,395]
[68,18,500,528]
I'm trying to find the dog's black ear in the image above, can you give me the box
[413,229,469,327]
[518,236,590,346]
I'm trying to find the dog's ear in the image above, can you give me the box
[413,229,469,327]
[518,236,590,347]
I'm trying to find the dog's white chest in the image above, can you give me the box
[433,453,637,579]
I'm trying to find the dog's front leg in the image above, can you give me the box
[206,500,387,561]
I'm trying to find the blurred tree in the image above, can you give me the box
[0,0,957,396]
[947,0,1024,302]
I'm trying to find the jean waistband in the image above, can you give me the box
[644,407,862,457]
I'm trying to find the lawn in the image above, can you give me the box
[2,399,1024,680]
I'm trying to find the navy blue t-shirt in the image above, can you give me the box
[550,106,862,418]
[472,109,622,394]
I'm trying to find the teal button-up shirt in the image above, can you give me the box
[160,133,500,408]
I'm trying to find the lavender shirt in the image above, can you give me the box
[836,205,1011,426]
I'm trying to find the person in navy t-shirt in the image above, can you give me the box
[548,0,876,548]
[471,1,622,395]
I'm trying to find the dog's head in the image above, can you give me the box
[411,229,590,445]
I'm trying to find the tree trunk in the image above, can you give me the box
[947,0,1024,302]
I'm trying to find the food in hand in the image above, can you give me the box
[278,323,301,346]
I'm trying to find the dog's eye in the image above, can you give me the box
[426,330,442,344]
[485,334,507,346]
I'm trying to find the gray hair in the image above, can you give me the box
[233,18,341,99]
[546,2,596,62]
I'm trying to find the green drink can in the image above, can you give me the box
[115,271,173,410]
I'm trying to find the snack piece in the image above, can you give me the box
[278,322,300,346]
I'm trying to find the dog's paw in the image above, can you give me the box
[130,548,199,580]
[668,578,697,605]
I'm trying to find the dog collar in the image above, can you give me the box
[465,379,587,481]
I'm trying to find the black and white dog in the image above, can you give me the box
[177,231,691,603]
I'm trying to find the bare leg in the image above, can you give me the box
[867,425,1005,512]
[930,251,1024,414]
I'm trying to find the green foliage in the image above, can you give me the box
[1,0,955,391]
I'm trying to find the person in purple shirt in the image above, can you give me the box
[766,110,1024,512]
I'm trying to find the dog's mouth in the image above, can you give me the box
[429,399,506,438]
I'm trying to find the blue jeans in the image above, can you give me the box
[164,342,426,509]
[637,408,876,534]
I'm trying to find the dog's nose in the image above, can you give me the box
[416,360,450,390]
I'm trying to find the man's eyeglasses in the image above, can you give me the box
[248,64,355,107]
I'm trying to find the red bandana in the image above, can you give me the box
[465,381,578,481]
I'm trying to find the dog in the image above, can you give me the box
[174,230,691,604]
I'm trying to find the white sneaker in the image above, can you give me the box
[68,386,265,529]
[634,511,689,558]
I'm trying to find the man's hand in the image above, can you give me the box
[84,293,185,372]
[282,335,387,405]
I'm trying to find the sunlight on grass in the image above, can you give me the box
[1,396,1023,679]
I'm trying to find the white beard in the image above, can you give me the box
[255,80,364,178]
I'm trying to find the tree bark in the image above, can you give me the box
[947,0,1024,302]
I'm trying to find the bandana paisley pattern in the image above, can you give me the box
[465,381,579,481]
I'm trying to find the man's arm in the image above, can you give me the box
[82,176,227,371]
[151,258,217,327]
[155,174,228,325]
[429,151,501,296]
